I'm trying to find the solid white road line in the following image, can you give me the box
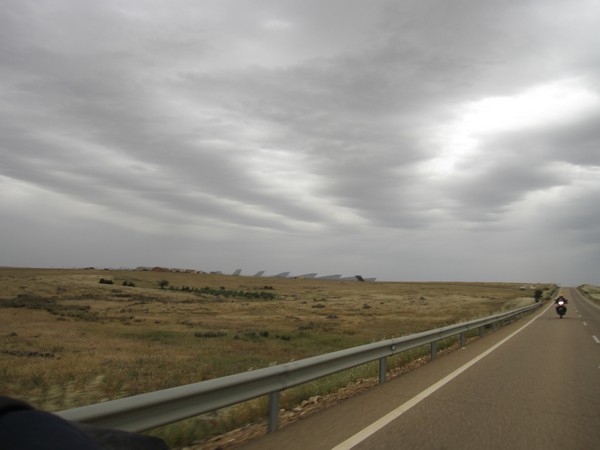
[331,304,551,450]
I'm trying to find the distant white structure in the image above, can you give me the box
[317,274,342,280]
[191,268,377,281]
[272,272,290,278]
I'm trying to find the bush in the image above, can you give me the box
[233,330,270,341]
[194,331,227,338]
[99,278,114,285]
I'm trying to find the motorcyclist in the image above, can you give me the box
[555,295,568,304]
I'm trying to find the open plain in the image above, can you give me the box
[0,268,556,446]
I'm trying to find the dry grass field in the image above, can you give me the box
[580,284,600,304]
[0,267,556,446]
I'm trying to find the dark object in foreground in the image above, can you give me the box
[0,397,168,450]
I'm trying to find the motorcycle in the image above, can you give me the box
[555,297,568,319]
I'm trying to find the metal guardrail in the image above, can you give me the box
[56,302,541,433]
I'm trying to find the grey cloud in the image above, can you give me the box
[448,147,566,196]
[515,111,600,166]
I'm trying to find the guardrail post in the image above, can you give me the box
[431,341,437,360]
[379,357,387,384]
[268,391,280,433]
[460,332,465,349]
[479,326,484,338]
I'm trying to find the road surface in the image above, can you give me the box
[240,287,600,449]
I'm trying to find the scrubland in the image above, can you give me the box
[579,284,600,304]
[0,268,556,446]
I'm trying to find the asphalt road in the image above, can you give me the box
[240,288,600,449]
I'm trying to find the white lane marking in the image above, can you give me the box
[331,304,551,450]
[583,322,588,326]
[593,336,600,344]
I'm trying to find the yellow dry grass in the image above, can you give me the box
[579,284,600,305]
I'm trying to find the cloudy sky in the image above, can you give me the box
[1,0,599,285]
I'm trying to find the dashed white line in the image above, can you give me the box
[583,322,588,326]
[593,336,600,344]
